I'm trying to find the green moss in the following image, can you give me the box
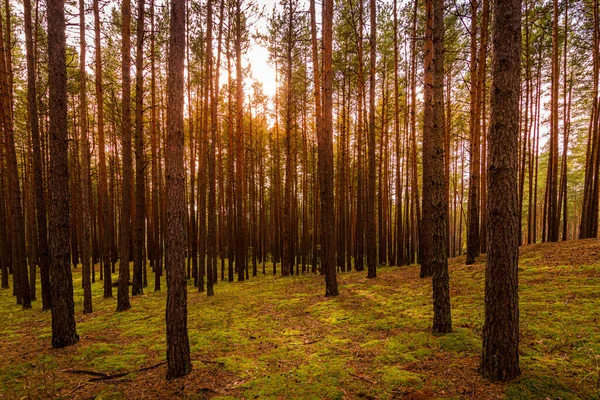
[376,366,424,389]
[1,247,599,399]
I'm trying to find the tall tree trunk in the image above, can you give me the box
[393,0,403,267]
[79,0,93,314]
[309,0,321,274]
[25,0,51,309]
[48,0,79,346]
[206,0,215,296]
[353,0,365,272]
[466,0,480,265]
[421,0,434,278]
[478,0,489,252]
[580,0,599,239]
[429,0,451,334]
[481,0,521,381]
[366,0,377,279]
[546,0,560,242]
[132,0,145,296]
[118,0,133,311]
[0,5,30,309]
[558,1,570,241]
[165,0,191,379]
[235,0,246,282]
[150,0,160,292]
[409,0,421,264]
[95,0,112,297]
[321,0,338,296]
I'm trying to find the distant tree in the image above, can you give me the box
[118,0,133,312]
[79,0,93,314]
[234,0,246,282]
[206,0,215,297]
[466,0,480,265]
[0,2,31,309]
[94,0,112,298]
[132,0,145,296]
[24,0,51,309]
[366,0,377,279]
[321,0,338,296]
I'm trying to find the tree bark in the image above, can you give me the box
[165,0,191,379]
[481,0,521,381]
[466,0,480,265]
[321,0,338,296]
[430,0,451,334]
[48,0,79,346]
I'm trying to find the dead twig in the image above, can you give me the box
[60,362,166,382]
[350,373,377,385]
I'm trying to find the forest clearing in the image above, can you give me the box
[1,239,599,399]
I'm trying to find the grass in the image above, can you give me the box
[0,239,599,399]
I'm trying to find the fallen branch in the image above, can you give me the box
[60,362,166,382]
[59,369,109,378]
[303,339,323,345]
[350,373,377,385]
[89,362,166,382]
[198,359,225,366]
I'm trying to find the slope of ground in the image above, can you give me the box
[1,239,599,399]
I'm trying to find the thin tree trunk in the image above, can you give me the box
[117,0,133,311]
[366,0,377,279]
[25,0,51,309]
[466,0,480,265]
[132,0,145,296]
[0,5,30,309]
[79,0,93,313]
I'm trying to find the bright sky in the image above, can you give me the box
[244,0,278,99]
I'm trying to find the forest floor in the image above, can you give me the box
[1,239,599,399]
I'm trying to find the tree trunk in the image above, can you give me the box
[206,0,216,297]
[79,0,93,313]
[24,0,51,309]
[466,0,480,265]
[118,0,133,311]
[132,0,145,296]
[165,0,191,379]
[429,0,451,334]
[48,0,79,346]
[150,0,161,292]
[366,0,377,279]
[0,5,30,309]
[321,0,338,296]
[481,0,521,381]
[546,0,560,242]
[420,0,434,278]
